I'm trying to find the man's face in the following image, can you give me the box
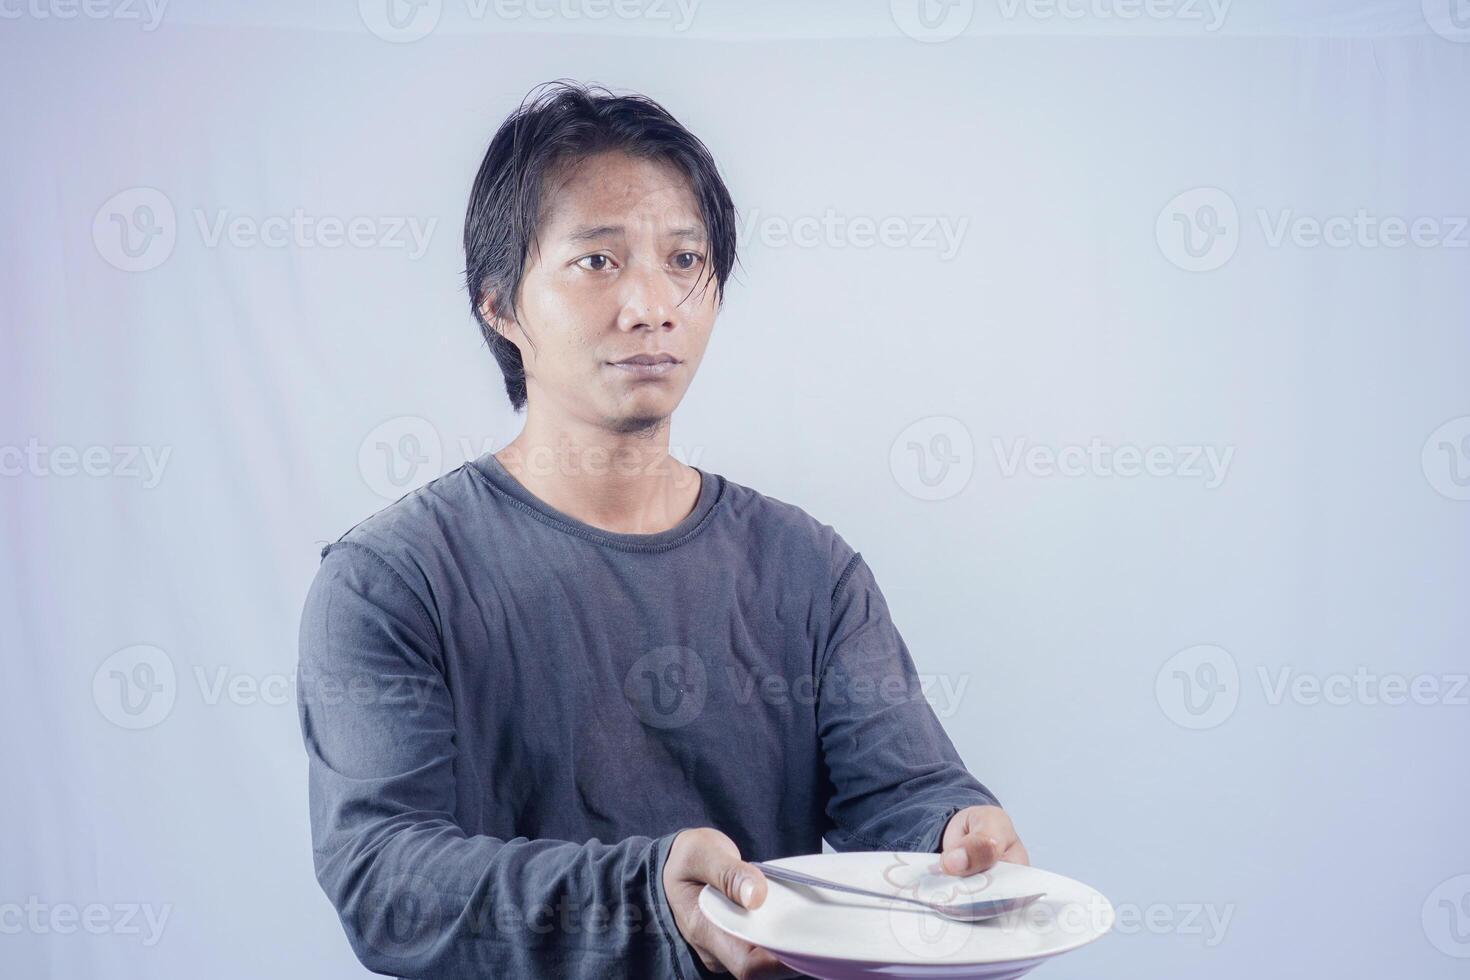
[488,151,719,434]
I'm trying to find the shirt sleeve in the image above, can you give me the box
[296,541,699,979]
[817,550,1002,855]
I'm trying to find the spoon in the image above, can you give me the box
[749,861,1046,923]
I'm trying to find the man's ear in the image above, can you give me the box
[478,290,515,343]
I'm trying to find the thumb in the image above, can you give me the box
[687,833,769,910]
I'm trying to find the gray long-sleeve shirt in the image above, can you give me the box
[296,451,999,979]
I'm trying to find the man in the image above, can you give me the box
[297,80,1027,980]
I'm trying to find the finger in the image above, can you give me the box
[1003,838,1031,866]
[685,837,768,910]
[965,809,1021,866]
[740,945,801,980]
[691,941,728,974]
[721,938,800,980]
[939,831,1006,875]
[688,901,749,973]
[969,806,1016,844]
[939,804,1012,852]
[695,917,797,979]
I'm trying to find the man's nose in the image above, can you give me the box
[616,263,680,333]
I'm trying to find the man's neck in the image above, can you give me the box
[494,412,702,536]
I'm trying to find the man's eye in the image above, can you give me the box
[672,252,705,271]
[576,254,614,272]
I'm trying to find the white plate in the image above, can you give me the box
[698,853,1113,980]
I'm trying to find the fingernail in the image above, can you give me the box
[943,847,967,872]
[738,878,755,907]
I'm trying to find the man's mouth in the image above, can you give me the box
[608,353,681,378]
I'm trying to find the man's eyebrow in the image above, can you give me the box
[565,224,623,244]
[562,224,707,244]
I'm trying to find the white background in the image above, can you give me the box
[2,1,1468,977]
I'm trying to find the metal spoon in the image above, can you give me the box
[749,861,1046,923]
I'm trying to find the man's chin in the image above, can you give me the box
[599,384,684,433]
[606,411,670,436]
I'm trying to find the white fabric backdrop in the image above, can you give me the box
[2,2,1468,977]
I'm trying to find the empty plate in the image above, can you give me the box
[698,853,1113,980]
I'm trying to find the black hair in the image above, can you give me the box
[463,79,739,411]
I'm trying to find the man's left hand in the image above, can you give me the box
[936,805,1029,876]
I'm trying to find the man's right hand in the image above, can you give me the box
[661,828,798,978]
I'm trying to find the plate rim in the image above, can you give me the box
[697,853,1115,968]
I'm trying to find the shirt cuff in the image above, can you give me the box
[651,828,705,980]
